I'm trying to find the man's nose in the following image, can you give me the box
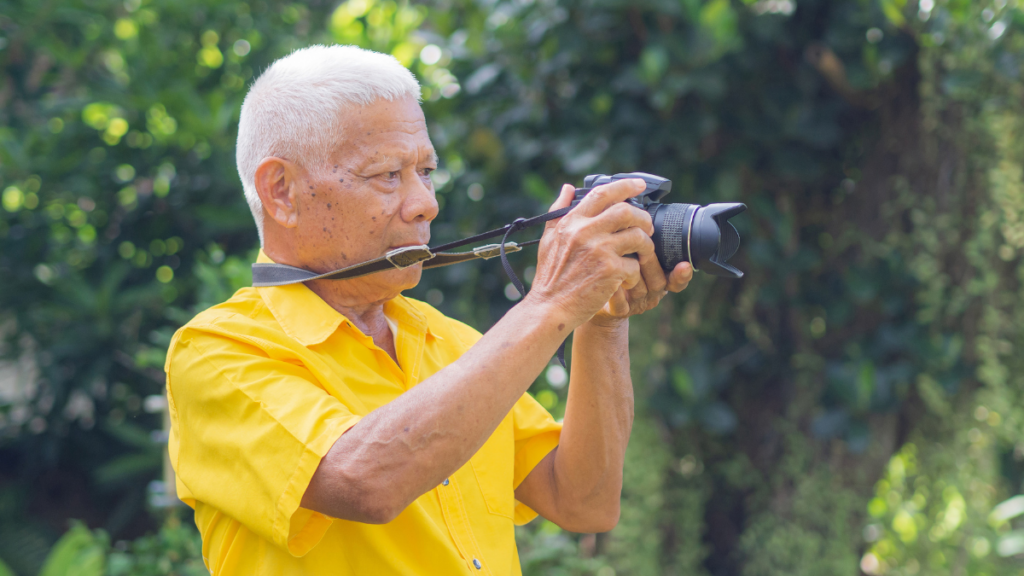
[401,173,440,223]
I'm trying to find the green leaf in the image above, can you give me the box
[998,529,1024,557]
[672,367,694,399]
[991,495,1024,524]
[38,522,106,576]
[856,361,876,411]
[93,452,162,486]
[878,0,907,26]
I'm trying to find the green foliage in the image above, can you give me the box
[0,0,340,558]
[5,519,206,576]
[38,522,106,576]
[516,521,612,576]
[6,0,1024,574]
[104,518,205,576]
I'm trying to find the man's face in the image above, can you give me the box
[293,96,439,302]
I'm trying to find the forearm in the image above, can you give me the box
[516,319,633,532]
[554,320,634,525]
[303,296,571,522]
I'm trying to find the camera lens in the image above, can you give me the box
[648,203,694,272]
[576,173,746,278]
[650,202,746,278]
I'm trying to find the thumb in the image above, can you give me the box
[549,184,575,212]
[545,184,575,230]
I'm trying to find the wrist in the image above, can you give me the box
[520,291,578,334]
[581,315,629,334]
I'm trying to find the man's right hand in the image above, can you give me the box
[527,178,656,329]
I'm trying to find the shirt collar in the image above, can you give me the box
[254,250,431,346]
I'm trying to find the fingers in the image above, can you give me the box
[576,178,646,217]
[549,184,575,212]
[636,241,668,295]
[591,202,654,235]
[604,286,630,317]
[544,184,576,233]
[666,261,694,292]
[609,227,653,258]
[622,256,641,291]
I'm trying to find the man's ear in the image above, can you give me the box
[254,157,302,228]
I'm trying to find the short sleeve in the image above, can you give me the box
[510,392,562,525]
[166,325,360,556]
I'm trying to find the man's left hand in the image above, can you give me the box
[545,183,693,328]
[591,257,692,325]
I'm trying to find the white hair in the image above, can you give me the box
[236,44,421,244]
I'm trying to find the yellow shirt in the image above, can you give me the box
[165,257,562,576]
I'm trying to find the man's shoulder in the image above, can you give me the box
[185,286,269,332]
[165,287,278,366]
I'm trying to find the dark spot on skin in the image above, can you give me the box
[339,178,344,183]
[312,193,316,197]
[323,227,327,232]
[309,185,314,189]
[558,323,565,331]
[327,203,332,209]
[403,427,410,432]
[371,216,376,221]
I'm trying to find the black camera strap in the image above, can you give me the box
[250,205,575,285]
[251,199,591,366]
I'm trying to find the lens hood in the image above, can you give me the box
[689,203,746,278]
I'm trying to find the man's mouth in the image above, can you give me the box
[388,241,429,251]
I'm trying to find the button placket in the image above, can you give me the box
[435,475,492,576]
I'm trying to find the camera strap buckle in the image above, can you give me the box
[473,242,520,260]
[385,245,435,269]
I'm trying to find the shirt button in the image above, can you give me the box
[473,558,482,570]
[442,478,449,486]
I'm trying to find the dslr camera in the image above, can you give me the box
[572,172,746,278]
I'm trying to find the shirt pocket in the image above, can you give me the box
[470,415,515,519]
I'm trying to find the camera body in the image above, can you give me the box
[571,172,746,278]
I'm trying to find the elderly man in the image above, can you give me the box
[165,45,691,575]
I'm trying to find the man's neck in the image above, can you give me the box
[262,238,401,364]
[306,282,399,365]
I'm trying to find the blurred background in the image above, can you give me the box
[3,0,1024,574]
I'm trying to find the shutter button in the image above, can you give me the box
[473,558,482,570]
[442,478,449,486]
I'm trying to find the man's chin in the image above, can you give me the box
[377,265,423,294]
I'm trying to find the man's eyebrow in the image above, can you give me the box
[360,154,395,168]
[430,150,439,165]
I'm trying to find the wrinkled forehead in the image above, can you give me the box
[333,97,434,166]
